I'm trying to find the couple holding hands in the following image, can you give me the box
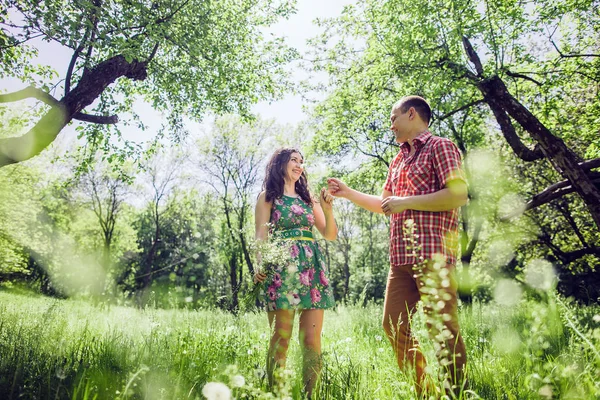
[254,96,469,398]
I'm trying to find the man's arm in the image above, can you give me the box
[381,181,467,216]
[381,138,468,216]
[327,177,391,214]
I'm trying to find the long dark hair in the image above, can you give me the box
[262,147,313,206]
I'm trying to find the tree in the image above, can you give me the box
[196,115,278,311]
[307,0,600,292]
[128,145,185,302]
[0,0,296,166]
[74,158,131,276]
[118,188,219,308]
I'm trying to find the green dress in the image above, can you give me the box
[263,195,335,311]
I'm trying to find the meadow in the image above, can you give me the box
[0,289,599,400]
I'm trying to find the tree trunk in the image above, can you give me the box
[0,55,147,167]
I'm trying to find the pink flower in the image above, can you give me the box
[290,244,300,258]
[320,270,329,286]
[290,204,304,215]
[308,268,315,281]
[306,214,314,224]
[310,288,321,304]
[299,270,311,286]
[304,244,313,258]
[273,273,282,288]
[274,199,284,206]
[267,285,278,300]
[272,210,282,223]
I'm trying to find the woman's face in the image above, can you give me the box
[284,152,304,182]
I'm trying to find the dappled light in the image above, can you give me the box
[1,0,599,398]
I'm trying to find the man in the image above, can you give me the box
[328,95,468,396]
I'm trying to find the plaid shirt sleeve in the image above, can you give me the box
[431,139,466,188]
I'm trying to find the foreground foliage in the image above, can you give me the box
[0,289,599,399]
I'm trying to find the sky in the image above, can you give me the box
[0,0,356,147]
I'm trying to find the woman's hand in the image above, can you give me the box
[320,187,334,212]
[253,271,267,284]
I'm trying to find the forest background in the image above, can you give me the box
[0,0,599,399]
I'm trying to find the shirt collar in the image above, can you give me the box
[400,131,432,153]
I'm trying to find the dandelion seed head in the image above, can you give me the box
[493,279,522,306]
[202,382,232,400]
[524,259,556,291]
[230,375,245,388]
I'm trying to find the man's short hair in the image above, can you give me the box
[394,96,431,124]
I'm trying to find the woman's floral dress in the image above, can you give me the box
[263,194,335,311]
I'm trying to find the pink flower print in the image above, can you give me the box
[273,273,282,288]
[274,198,284,206]
[319,270,329,286]
[304,244,313,258]
[306,214,314,224]
[267,285,278,300]
[308,268,315,282]
[290,204,304,215]
[310,288,321,304]
[290,244,300,258]
[299,270,311,286]
[272,210,282,223]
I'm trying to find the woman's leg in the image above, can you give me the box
[299,308,324,398]
[267,309,295,389]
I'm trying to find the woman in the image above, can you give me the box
[254,147,337,398]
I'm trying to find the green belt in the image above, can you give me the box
[272,229,314,240]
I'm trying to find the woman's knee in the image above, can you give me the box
[301,331,321,350]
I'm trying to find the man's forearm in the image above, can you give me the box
[345,189,385,214]
[405,188,467,212]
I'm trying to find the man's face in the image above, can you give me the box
[389,106,410,143]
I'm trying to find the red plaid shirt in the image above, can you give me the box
[383,131,466,266]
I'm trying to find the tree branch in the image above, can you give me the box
[0,55,146,167]
[503,69,543,86]
[435,99,485,122]
[0,86,119,124]
[501,170,600,220]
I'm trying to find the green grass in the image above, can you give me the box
[0,289,599,399]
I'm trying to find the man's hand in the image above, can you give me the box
[253,271,267,284]
[327,178,350,198]
[381,196,409,216]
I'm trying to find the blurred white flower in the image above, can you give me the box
[593,314,600,323]
[202,382,231,400]
[493,279,522,306]
[375,335,382,342]
[524,259,556,291]
[230,375,245,388]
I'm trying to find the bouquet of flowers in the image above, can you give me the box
[242,237,292,311]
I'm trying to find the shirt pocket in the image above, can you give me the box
[407,163,433,193]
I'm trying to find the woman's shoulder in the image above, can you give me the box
[256,191,273,207]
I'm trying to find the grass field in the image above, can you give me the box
[0,289,599,399]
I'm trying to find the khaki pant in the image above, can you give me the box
[382,262,466,394]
